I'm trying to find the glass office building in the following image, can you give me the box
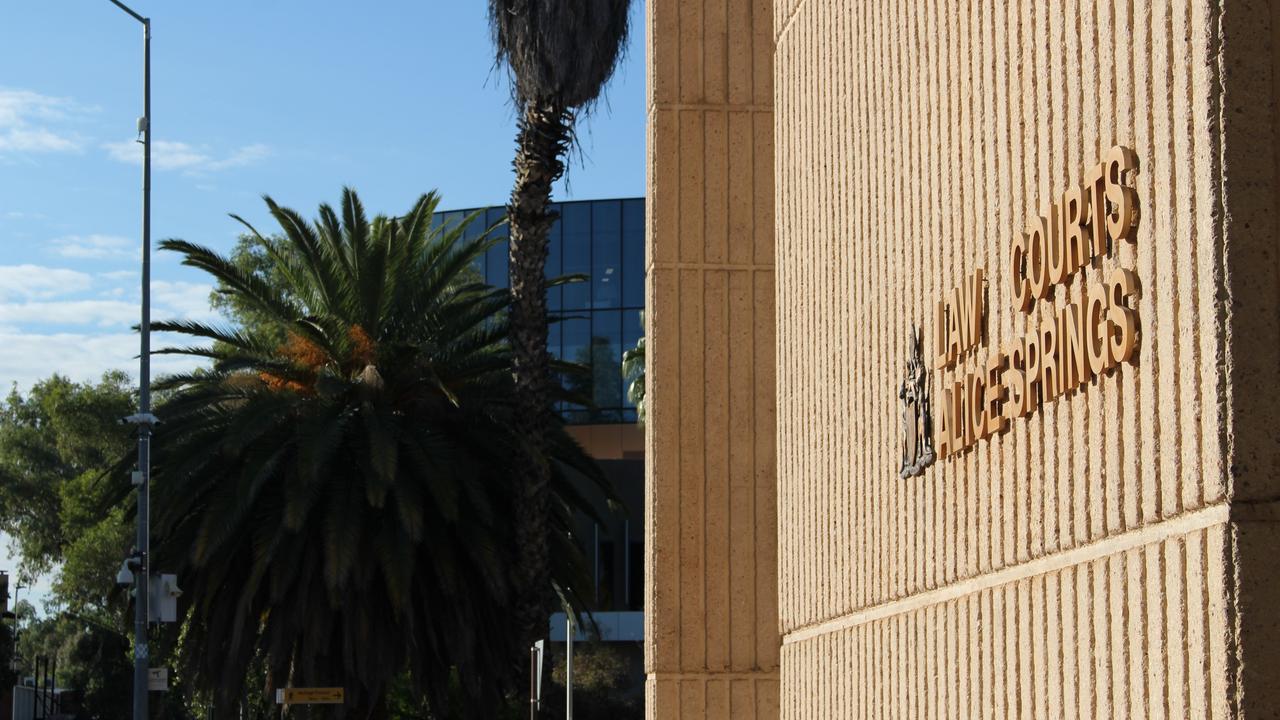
[434,198,645,425]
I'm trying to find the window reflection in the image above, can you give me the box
[592,200,621,309]
[546,212,563,312]
[561,316,592,424]
[622,308,642,410]
[622,199,645,307]
[434,198,645,425]
[485,207,508,288]
[561,203,591,311]
[594,310,623,421]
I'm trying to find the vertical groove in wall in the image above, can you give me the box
[774,0,1237,716]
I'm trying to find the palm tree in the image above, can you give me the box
[148,189,605,718]
[488,0,634,658]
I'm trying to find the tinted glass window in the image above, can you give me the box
[485,208,508,288]
[439,211,463,233]
[548,319,563,413]
[622,198,645,308]
[451,210,485,278]
[591,201,621,309]
[628,541,644,610]
[561,203,591,310]
[432,198,644,425]
[546,212,563,312]
[597,538,616,608]
[590,309,623,422]
[621,308,643,410]
[547,321,562,361]
[561,316,591,423]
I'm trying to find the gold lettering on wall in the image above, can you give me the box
[932,146,1141,461]
[934,268,986,370]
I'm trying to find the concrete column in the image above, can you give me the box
[1218,2,1280,715]
[643,0,779,717]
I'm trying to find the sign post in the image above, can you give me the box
[565,615,574,720]
[530,639,545,720]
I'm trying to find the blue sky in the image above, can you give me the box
[0,0,646,609]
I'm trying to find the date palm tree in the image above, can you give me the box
[488,0,634,658]
[148,189,605,718]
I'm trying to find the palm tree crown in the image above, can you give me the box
[489,0,632,109]
[149,189,604,717]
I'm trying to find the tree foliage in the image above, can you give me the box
[0,373,135,582]
[488,0,631,111]
[149,189,607,717]
[0,374,137,716]
[17,612,133,718]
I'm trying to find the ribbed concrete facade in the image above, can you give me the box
[644,0,780,716]
[646,0,1280,717]
[771,1,1280,718]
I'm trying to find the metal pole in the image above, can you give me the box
[530,645,537,720]
[101,6,152,718]
[565,615,573,720]
[131,14,152,720]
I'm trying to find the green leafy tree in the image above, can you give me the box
[149,189,606,718]
[17,612,133,718]
[487,0,635,661]
[0,373,138,717]
[0,373,135,580]
[544,642,640,719]
[208,234,292,348]
[0,621,16,689]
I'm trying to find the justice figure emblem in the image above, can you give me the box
[899,326,936,478]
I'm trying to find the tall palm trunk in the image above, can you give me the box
[507,101,573,656]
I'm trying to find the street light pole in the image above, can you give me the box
[104,2,152,719]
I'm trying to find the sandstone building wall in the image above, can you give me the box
[772,0,1280,717]
[644,0,781,717]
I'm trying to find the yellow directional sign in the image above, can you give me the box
[277,688,344,705]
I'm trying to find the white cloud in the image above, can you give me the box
[208,143,271,170]
[0,128,79,153]
[0,299,138,327]
[0,88,87,155]
[0,265,93,300]
[153,280,216,322]
[0,278,213,328]
[0,330,207,392]
[51,234,137,260]
[103,139,271,174]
